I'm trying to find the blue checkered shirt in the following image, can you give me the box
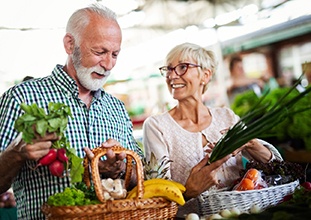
[0,64,143,219]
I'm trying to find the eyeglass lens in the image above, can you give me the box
[175,63,188,75]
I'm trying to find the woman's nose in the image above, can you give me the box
[168,70,180,80]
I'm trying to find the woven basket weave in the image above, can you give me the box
[41,146,178,219]
[198,180,299,216]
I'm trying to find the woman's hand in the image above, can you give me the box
[84,139,126,179]
[183,154,231,199]
[238,139,272,162]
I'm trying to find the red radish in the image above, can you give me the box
[301,182,311,190]
[281,194,293,202]
[57,148,68,163]
[35,148,57,168]
[49,160,64,177]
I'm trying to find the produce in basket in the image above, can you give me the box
[138,152,186,205]
[234,168,267,191]
[215,181,311,220]
[14,102,84,183]
[101,178,127,200]
[244,160,306,184]
[42,146,179,219]
[208,73,311,164]
[47,183,99,206]
[198,180,299,217]
[142,151,172,180]
[126,178,186,205]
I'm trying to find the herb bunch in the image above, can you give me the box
[14,102,84,183]
[209,74,311,163]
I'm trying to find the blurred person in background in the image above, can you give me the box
[227,55,264,103]
[143,43,282,218]
[0,4,142,219]
[302,62,311,86]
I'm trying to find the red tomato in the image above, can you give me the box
[236,178,254,191]
[245,168,259,181]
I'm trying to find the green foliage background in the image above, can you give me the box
[231,87,311,151]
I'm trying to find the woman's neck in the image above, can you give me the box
[169,101,211,132]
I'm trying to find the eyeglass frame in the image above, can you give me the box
[159,62,202,78]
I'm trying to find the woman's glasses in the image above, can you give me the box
[159,63,202,78]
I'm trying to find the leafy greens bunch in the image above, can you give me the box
[47,184,100,206]
[209,74,311,163]
[14,102,84,183]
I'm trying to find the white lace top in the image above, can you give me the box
[142,107,282,217]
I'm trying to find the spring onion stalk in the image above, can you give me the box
[209,73,311,164]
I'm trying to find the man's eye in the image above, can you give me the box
[94,51,105,55]
[112,53,119,58]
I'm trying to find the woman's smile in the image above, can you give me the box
[171,83,185,89]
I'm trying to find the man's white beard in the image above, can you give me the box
[76,65,111,91]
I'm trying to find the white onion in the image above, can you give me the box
[230,207,241,216]
[220,209,232,218]
[185,213,200,220]
[250,204,261,213]
[209,214,223,219]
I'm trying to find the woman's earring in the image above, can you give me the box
[202,82,205,85]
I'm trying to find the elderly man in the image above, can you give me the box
[0,4,142,219]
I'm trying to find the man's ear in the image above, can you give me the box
[63,33,75,54]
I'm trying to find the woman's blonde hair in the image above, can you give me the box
[165,42,218,93]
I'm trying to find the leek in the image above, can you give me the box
[209,73,311,163]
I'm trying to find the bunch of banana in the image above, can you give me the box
[126,178,186,206]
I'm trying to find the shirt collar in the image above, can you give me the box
[52,64,106,100]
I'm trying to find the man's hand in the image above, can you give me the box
[11,132,60,162]
[84,139,126,179]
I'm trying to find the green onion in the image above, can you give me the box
[209,73,311,164]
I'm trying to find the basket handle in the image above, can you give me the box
[83,146,144,203]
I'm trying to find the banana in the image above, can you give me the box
[144,182,186,205]
[126,178,186,199]
[127,179,186,206]
[144,178,186,193]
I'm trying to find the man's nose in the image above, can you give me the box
[99,55,115,71]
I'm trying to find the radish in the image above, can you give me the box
[301,182,311,190]
[282,194,293,202]
[35,148,57,168]
[49,160,64,177]
[57,148,68,163]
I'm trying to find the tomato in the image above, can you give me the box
[245,168,259,181]
[236,178,254,191]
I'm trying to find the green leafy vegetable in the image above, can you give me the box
[209,74,311,163]
[47,185,99,206]
[14,102,84,183]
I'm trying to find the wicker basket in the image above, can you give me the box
[198,180,299,216]
[41,146,178,219]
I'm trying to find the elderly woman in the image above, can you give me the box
[142,42,282,217]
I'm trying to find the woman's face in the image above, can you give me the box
[166,56,204,102]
